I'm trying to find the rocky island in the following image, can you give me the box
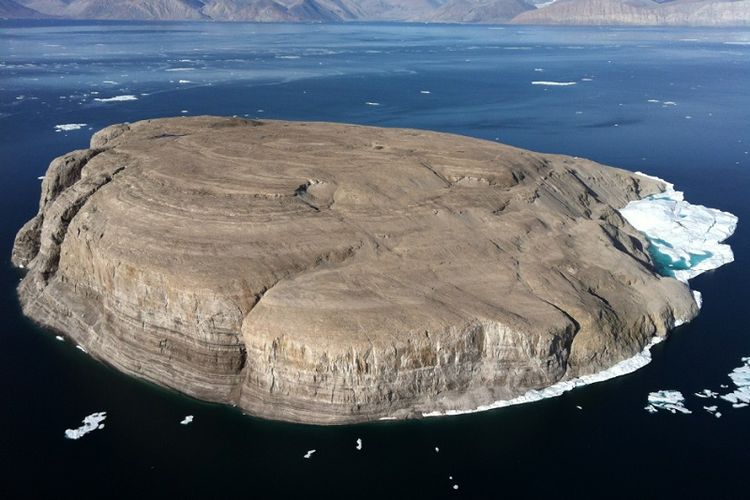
[13,116,701,424]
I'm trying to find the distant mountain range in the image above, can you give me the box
[2,0,749,26]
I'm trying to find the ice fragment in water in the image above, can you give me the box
[65,412,107,439]
[645,390,691,414]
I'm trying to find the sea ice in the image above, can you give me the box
[54,123,87,132]
[694,389,718,399]
[304,449,316,459]
[356,438,362,450]
[719,357,750,406]
[65,412,107,439]
[180,415,194,425]
[178,80,191,84]
[644,390,691,414]
[365,102,381,106]
[55,335,64,341]
[703,405,721,418]
[619,173,738,283]
[531,81,577,86]
[94,95,138,102]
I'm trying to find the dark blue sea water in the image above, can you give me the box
[1,21,749,498]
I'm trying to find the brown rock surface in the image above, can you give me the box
[13,116,697,423]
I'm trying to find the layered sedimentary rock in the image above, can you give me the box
[13,116,698,424]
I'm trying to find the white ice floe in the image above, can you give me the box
[581,77,593,81]
[102,80,118,84]
[304,449,316,459]
[420,90,431,94]
[719,357,750,406]
[531,81,577,86]
[663,101,677,106]
[76,345,87,353]
[533,68,544,72]
[695,389,718,399]
[648,99,660,103]
[644,390,691,414]
[166,67,195,72]
[54,123,87,132]
[356,438,362,450]
[65,412,107,439]
[180,415,194,425]
[422,337,666,417]
[178,80,192,84]
[619,173,738,283]
[365,102,381,106]
[94,95,138,102]
[434,447,440,452]
[703,405,721,418]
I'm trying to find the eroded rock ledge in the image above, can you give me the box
[13,116,697,424]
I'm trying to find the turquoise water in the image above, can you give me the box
[648,237,714,276]
[1,20,749,499]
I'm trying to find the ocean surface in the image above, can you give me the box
[1,21,749,498]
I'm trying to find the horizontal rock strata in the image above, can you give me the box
[13,116,697,423]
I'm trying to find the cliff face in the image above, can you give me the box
[13,117,697,424]
[512,0,750,26]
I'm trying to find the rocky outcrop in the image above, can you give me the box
[512,0,750,26]
[13,116,698,424]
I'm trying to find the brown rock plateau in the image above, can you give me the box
[13,116,697,423]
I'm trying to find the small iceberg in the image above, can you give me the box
[531,81,577,86]
[65,412,107,439]
[365,102,381,106]
[55,123,87,132]
[303,449,316,459]
[355,438,362,450]
[94,95,138,103]
[644,390,691,414]
[619,173,737,283]
[180,415,194,425]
